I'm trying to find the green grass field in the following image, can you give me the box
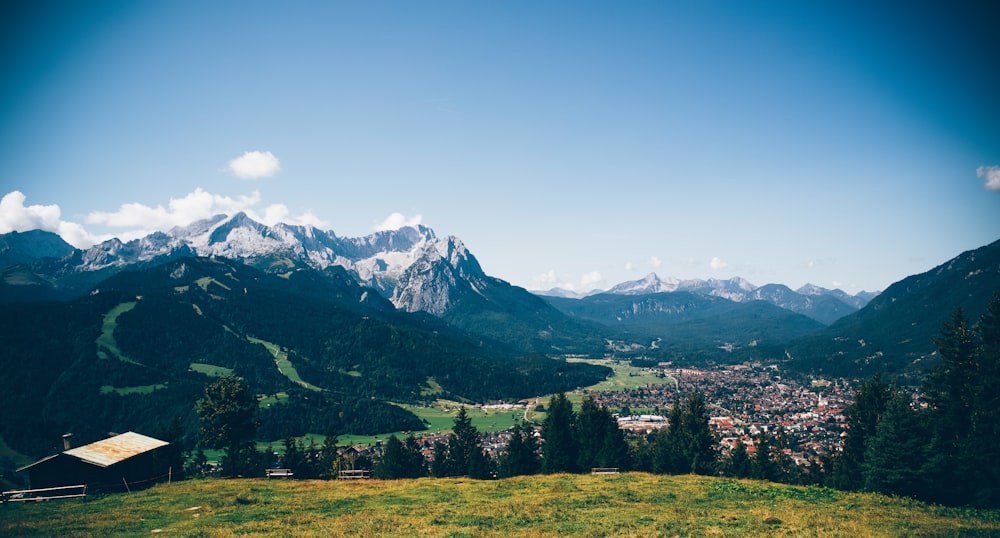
[99,384,167,396]
[275,358,673,448]
[190,363,235,377]
[248,336,323,392]
[95,301,142,365]
[2,474,996,537]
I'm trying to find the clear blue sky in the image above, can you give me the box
[2,1,998,294]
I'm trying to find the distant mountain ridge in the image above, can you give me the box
[3,215,874,327]
[537,272,875,325]
[0,214,605,355]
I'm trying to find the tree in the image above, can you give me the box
[194,374,258,477]
[923,298,1000,507]
[433,407,490,478]
[541,392,578,474]
[375,434,427,479]
[652,393,715,475]
[575,396,630,472]
[651,399,684,474]
[498,422,539,478]
[282,436,306,477]
[679,392,716,475]
[315,431,339,479]
[751,429,774,481]
[832,374,891,490]
[725,439,751,479]
[375,435,406,479]
[863,393,932,499]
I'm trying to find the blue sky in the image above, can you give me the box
[1,1,998,294]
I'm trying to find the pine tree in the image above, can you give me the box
[401,434,427,478]
[577,396,630,471]
[498,422,539,478]
[751,429,774,481]
[863,393,931,499]
[541,392,578,473]
[832,373,891,491]
[651,399,684,474]
[436,407,490,478]
[923,298,1000,507]
[430,441,450,478]
[316,431,339,479]
[725,440,751,478]
[282,436,305,476]
[680,392,716,475]
[374,434,407,479]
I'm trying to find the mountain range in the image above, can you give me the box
[2,213,998,457]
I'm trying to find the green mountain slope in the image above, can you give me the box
[786,238,1000,377]
[0,257,609,458]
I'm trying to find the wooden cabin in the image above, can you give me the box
[17,432,170,492]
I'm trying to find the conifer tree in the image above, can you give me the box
[375,434,426,479]
[725,440,751,478]
[751,429,774,481]
[923,298,1000,507]
[832,373,891,490]
[574,396,629,471]
[863,393,931,499]
[541,392,578,473]
[282,436,305,476]
[498,422,539,478]
[436,407,490,478]
[651,398,684,474]
[316,431,339,479]
[680,392,716,475]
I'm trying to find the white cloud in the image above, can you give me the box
[87,188,263,229]
[710,257,728,270]
[0,191,105,248]
[624,261,635,271]
[580,271,603,288]
[532,269,559,289]
[530,269,604,292]
[1,188,333,249]
[649,256,662,269]
[229,150,281,179]
[1,191,61,232]
[374,212,423,231]
[977,165,1000,191]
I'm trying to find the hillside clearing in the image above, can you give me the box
[1,474,996,537]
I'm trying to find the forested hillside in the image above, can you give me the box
[0,257,609,458]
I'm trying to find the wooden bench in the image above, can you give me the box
[2,484,87,503]
[265,468,293,478]
[337,469,370,480]
[591,467,620,475]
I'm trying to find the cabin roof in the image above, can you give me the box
[63,432,168,467]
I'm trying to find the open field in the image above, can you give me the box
[2,473,997,537]
[95,301,140,364]
[248,336,322,392]
[190,362,235,378]
[278,358,675,448]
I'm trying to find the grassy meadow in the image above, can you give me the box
[3,473,997,537]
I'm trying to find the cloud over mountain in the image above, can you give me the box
[228,150,281,179]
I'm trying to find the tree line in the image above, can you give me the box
[828,294,1000,507]
[193,294,1000,509]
